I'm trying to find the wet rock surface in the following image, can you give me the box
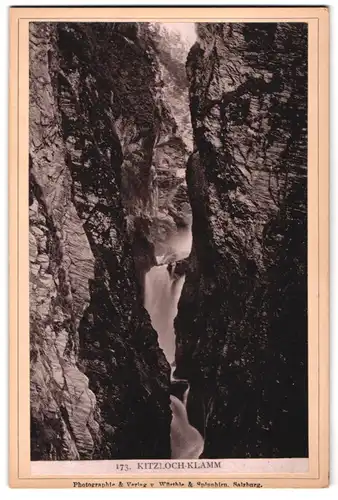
[175,23,308,458]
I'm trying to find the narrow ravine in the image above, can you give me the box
[140,23,204,459]
[30,20,205,461]
[144,224,204,458]
[29,20,309,462]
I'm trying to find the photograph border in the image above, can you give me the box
[8,5,330,489]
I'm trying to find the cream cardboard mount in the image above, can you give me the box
[8,6,329,489]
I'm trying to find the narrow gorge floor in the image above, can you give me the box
[144,226,204,459]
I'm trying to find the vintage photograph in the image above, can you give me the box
[28,20,309,464]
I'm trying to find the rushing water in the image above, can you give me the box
[144,226,204,459]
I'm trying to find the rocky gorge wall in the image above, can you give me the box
[29,22,191,460]
[175,23,308,458]
[29,20,308,462]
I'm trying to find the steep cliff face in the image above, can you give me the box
[175,23,308,458]
[138,23,193,259]
[29,22,191,460]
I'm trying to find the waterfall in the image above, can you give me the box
[144,265,184,365]
[141,22,200,460]
[144,225,204,459]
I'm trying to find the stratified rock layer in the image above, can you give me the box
[29,22,177,460]
[175,23,308,458]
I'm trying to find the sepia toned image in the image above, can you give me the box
[9,6,329,489]
[29,19,308,463]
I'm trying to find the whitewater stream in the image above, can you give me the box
[144,226,204,459]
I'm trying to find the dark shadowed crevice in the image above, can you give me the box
[175,22,308,459]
